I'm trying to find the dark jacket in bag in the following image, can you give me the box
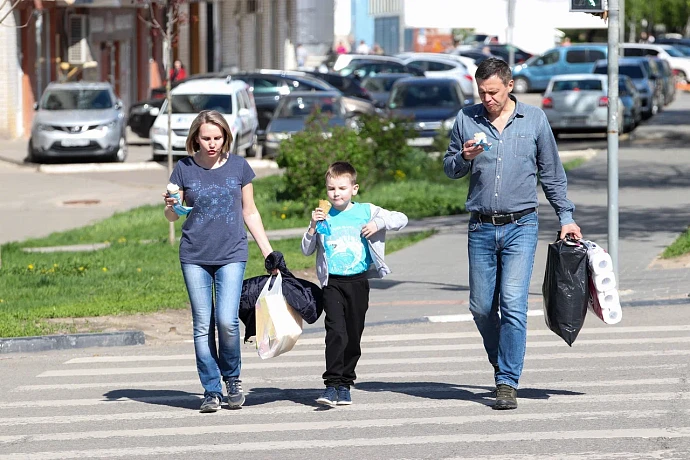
[542,235,589,346]
[239,251,323,343]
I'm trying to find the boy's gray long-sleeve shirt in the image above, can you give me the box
[301,203,408,287]
[443,97,575,226]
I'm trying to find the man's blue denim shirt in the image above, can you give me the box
[443,95,575,226]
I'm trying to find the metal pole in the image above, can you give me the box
[507,0,515,67]
[607,0,620,280]
[619,0,625,54]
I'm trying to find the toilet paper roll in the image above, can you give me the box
[598,289,622,325]
[588,250,613,274]
[593,271,616,292]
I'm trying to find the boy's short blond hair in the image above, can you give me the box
[326,161,357,184]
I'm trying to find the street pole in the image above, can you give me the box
[619,0,625,54]
[166,1,175,245]
[607,0,620,280]
[507,0,515,67]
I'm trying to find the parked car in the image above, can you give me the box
[230,70,337,147]
[650,57,677,105]
[263,91,356,158]
[338,59,425,80]
[511,43,608,93]
[541,74,623,137]
[398,53,475,103]
[303,70,371,100]
[128,98,163,138]
[150,77,258,160]
[480,44,533,64]
[592,58,662,119]
[332,54,405,72]
[621,43,690,85]
[361,73,415,108]
[386,77,468,149]
[29,82,127,163]
[618,75,643,132]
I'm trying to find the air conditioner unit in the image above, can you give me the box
[68,15,91,64]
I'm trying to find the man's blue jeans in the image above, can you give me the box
[181,262,246,398]
[467,211,538,389]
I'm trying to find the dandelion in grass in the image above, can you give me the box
[281,213,286,219]
[78,267,85,272]
[137,268,142,273]
[28,264,34,270]
[102,267,108,272]
[53,263,58,268]
[117,237,126,244]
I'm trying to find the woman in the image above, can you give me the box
[164,110,275,413]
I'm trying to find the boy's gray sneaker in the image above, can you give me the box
[316,386,338,407]
[494,384,518,410]
[225,378,245,409]
[336,386,352,405]
[199,394,221,413]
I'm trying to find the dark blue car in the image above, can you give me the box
[386,77,468,149]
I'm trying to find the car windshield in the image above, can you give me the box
[389,83,460,108]
[595,65,644,79]
[673,45,690,56]
[663,47,685,57]
[551,79,603,91]
[276,96,342,118]
[171,94,233,114]
[41,89,113,110]
[362,77,404,92]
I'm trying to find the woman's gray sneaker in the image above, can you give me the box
[199,394,221,413]
[225,378,245,409]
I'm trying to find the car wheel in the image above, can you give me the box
[513,77,529,94]
[111,136,128,162]
[677,71,688,86]
[27,139,42,163]
[245,134,258,157]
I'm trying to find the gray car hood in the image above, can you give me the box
[34,109,119,126]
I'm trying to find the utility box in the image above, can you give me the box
[570,0,606,13]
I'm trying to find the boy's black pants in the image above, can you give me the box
[322,272,370,388]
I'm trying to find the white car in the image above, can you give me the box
[151,78,259,160]
[621,43,690,85]
[332,54,405,72]
[398,53,476,103]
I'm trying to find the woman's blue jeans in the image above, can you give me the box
[181,262,246,398]
[467,211,538,389]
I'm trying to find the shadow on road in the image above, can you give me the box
[103,389,202,410]
[370,278,470,292]
[356,381,584,404]
[243,387,322,409]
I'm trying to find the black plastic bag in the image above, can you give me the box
[542,234,589,346]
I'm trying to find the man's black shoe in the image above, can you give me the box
[494,384,518,410]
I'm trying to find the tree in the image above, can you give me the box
[140,0,187,244]
[625,0,690,38]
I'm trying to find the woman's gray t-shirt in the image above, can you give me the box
[169,155,256,265]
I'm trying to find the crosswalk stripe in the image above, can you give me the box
[0,409,680,444]
[14,364,684,392]
[0,380,684,409]
[2,427,690,459]
[414,451,683,460]
[0,391,687,426]
[37,348,690,377]
[60,336,690,364]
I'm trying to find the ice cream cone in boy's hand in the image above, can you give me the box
[318,199,332,213]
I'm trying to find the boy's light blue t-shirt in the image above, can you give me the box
[323,202,373,276]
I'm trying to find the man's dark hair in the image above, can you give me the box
[475,57,513,86]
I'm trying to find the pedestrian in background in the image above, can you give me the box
[296,43,309,68]
[356,40,370,54]
[302,161,408,407]
[443,58,582,410]
[336,41,348,54]
[164,110,276,413]
[169,60,187,83]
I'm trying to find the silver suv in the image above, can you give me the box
[29,82,127,163]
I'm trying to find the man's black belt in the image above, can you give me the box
[471,208,536,226]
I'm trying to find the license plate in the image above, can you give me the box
[407,137,434,147]
[60,139,90,147]
[173,140,186,149]
[566,116,588,124]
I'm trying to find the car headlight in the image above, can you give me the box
[443,117,456,131]
[149,107,160,116]
[98,120,118,132]
[267,132,290,142]
[38,124,54,132]
[152,127,167,136]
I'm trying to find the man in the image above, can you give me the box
[356,40,370,55]
[296,43,308,68]
[443,58,582,410]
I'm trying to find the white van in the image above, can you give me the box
[151,77,259,160]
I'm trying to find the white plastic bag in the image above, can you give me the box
[255,273,303,359]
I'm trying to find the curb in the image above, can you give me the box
[0,330,145,354]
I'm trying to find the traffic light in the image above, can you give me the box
[570,0,605,13]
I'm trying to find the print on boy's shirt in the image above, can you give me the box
[323,203,372,276]
[187,177,240,225]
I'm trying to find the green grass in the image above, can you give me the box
[562,157,587,171]
[662,227,690,258]
[0,228,435,338]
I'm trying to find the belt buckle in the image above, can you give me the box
[491,215,499,225]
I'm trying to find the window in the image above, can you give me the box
[565,50,587,63]
[643,49,659,56]
[277,96,342,118]
[389,83,461,108]
[41,89,113,110]
[616,65,645,79]
[408,60,429,71]
[427,61,456,72]
[552,79,603,91]
[538,51,560,66]
[171,94,233,114]
[623,47,645,57]
[588,50,606,61]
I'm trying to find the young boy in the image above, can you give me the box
[301,161,408,406]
